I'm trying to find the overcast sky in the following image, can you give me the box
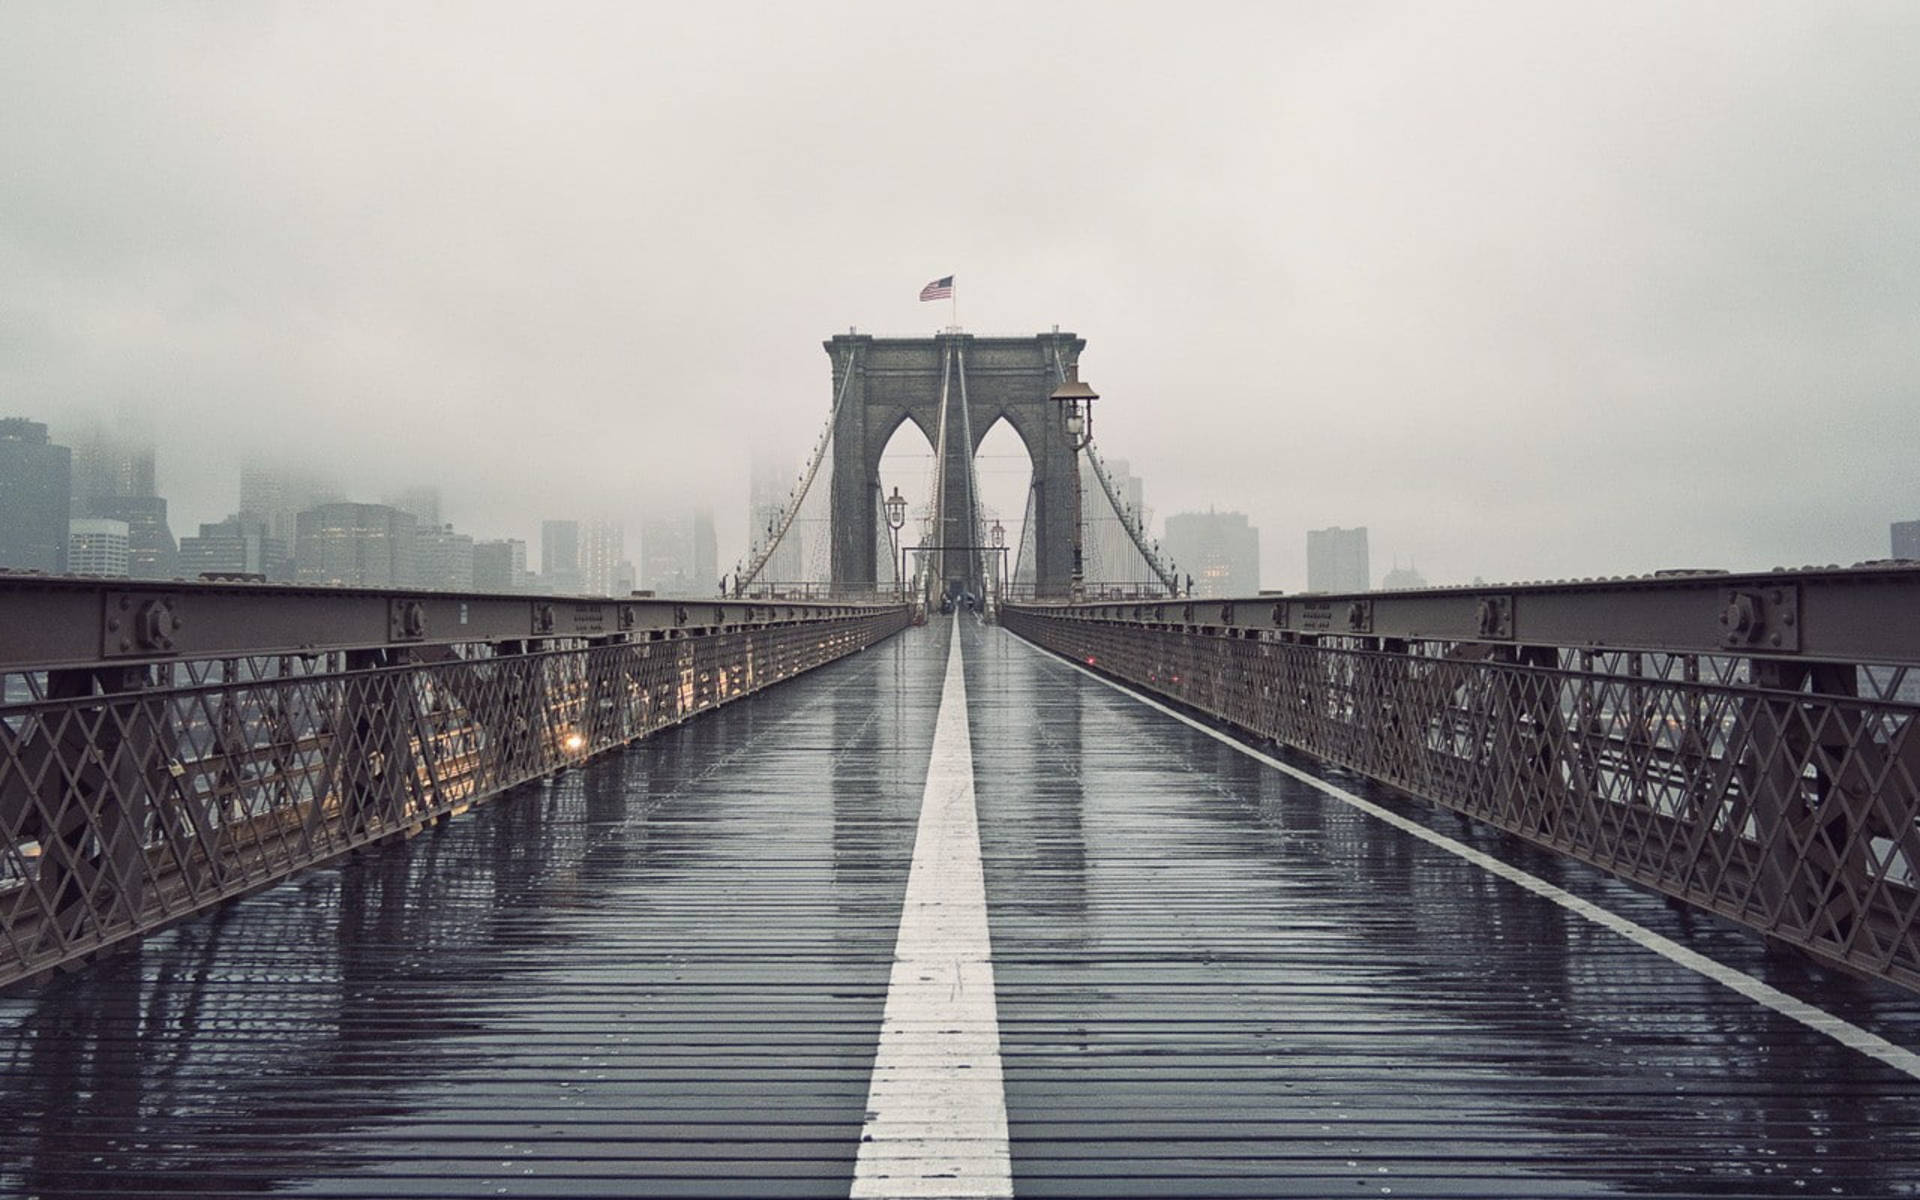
[4,2,1917,590]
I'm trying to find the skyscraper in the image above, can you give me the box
[473,539,528,592]
[1381,561,1428,590]
[61,418,175,579]
[415,524,475,591]
[1895,520,1920,560]
[1307,526,1370,593]
[89,496,177,581]
[66,420,156,517]
[67,519,130,577]
[178,515,282,579]
[386,486,442,528]
[541,520,581,594]
[241,464,341,547]
[0,418,72,572]
[748,453,803,584]
[641,507,717,595]
[1163,509,1260,598]
[295,503,418,588]
[581,519,625,595]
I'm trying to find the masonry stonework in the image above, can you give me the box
[827,332,1084,598]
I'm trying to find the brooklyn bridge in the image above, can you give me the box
[3,334,1918,1198]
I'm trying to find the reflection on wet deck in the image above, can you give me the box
[2,620,1917,1198]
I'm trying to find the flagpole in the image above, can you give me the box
[951,282,958,332]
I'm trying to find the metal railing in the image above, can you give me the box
[732,581,901,603]
[0,576,909,987]
[999,580,1176,604]
[1005,565,1920,993]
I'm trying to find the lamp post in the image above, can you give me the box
[989,519,1006,605]
[1049,365,1098,601]
[884,486,908,604]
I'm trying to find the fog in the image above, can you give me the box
[4,2,1917,589]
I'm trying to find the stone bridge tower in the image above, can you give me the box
[827,331,1084,599]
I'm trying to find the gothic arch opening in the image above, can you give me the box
[973,415,1033,597]
[874,413,935,591]
[827,332,1085,597]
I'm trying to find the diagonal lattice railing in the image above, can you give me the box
[1,587,908,988]
[1006,567,1920,993]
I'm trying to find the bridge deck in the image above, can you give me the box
[3,619,1918,1197]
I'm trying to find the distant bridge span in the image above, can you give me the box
[826,331,1084,598]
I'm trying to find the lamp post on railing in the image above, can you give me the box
[884,486,908,604]
[990,519,1006,605]
[1050,365,1098,601]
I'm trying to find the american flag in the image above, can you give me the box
[919,275,954,301]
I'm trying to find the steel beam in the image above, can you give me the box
[1018,563,1920,667]
[0,574,893,672]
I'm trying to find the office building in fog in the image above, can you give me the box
[416,524,475,591]
[386,486,442,529]
[642,507,717,595]
[58,418,176,579]
[473,538,528,592]
[541,519,581,593]
[748,454,804,584]
[1163,509,1259,598]
[1308,526,1370,593]
[1895,520,1920,560]
[581,519,625,595]
[241,464,341,547]
[0,418,73,572]
[1381,561,1428,590]
[66,420,156,518]
[179,515,283,579]
[1081,456,1152,585]
[67,519,130,577]
[295,503,417,588]
[90,496,177,580]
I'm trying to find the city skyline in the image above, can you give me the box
[10,412,1914,594]
[0,349,1901,594]
[5,6,1916,593]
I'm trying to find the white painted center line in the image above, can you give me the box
[852,619,1012,1198]
[1028,636,1920,1085]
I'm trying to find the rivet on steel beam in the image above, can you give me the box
[137,598,180,651]
[1476,598,1508,638]
[1721,592,1761,645]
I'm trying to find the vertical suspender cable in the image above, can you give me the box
[954,345,985,596]
[929,343,953,603]
[1048,342,1180,596]
[738,342,861,594]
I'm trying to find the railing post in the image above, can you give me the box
[317,649,427,847]
[2,667,161,967]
